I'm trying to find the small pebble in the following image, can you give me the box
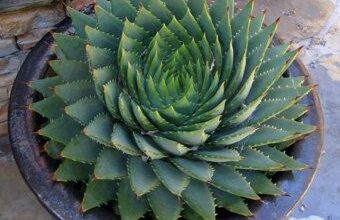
[299,204,306,212]
[282,9,296,16]
[311,37,326,46]
[310,61,317,69]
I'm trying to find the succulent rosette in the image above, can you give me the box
[30,0,315,219]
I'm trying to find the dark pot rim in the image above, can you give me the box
[8,18,324,220]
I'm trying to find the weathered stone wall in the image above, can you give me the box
[0,1,65,136]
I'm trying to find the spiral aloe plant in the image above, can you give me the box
[30,0,315,219]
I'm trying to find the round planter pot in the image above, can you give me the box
[9,19,324,220]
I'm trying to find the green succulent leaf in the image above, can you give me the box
[148,185,182,220]
[212,187,252,217]
[54,33,87,61]
[171,158,214,182]
[30,76,62,97]
[49,60,90,82]
[151,135,191,156]
[127,156,160,196]
[192,148,242,162]
[38,115,82,145]
[65,97,105,125]
[111,124,142,155]
[96,0,111,11]
[82,179,116,211]
[67,6,96,39]
[94,148,127,180]
[117,178,149,220]
[30,95,64,120]
[133,132,167,159]
[151,160,190,196]
[95,5,123,35]
[43,140,64,159]
[182,180,216,220]
[61,134,102,163]
[87,45,116,69]
[209,126,258,146]
[240,170,284,196]
[55,80,96,104]
[257,146,308,170]
[211,165,259,200]
[278,104,308,120]
[84,114,114,147]
[226,147,284,171]
[54,159,92,182]
[181,205,205,220]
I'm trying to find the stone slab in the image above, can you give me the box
[0,10,35,38]
[31,4,65,29]
[0,38,18,57]
[0,71,20,88]
[0,4,65,38]
[0,136,12,160]
[0,51,28,76]
[0,85,12,103]
[0,103,8,137]
[318,54,340,82]
[0,102,8,122]
[0,0,54,13]
[17,28,52,50]
[0,122,8,137]
[323,16,340,53]
[65,0,95,10]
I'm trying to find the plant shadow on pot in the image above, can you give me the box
[8,18,324,220]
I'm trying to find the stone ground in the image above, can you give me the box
[0,136,53,220]
[0,0,340,219]
[290,0,340,219]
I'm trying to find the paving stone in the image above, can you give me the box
[0,121,8,138]
[0,137,51,218]
[0,100,10,137]
[318,54,340,82]
[0,136,12,161]
[17,28,51,50]
[324,18,340,53]
[0,5,65,38]
[0,102,8,123]
[66,0,95,10]
[235,0,335,42]
[0,51,28,76]
[0,51,28,137]
[31,4,65,29]
[0,161,52,220]
[0,38,18,57]
[0,58,10,74]
[0,71,20,89]
[0,85,12,102]
[0,10,35,38]
[0,0,53,13]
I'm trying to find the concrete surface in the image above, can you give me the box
[0,1,339,220]
[289,0,340,219]
[0,136,52,220]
